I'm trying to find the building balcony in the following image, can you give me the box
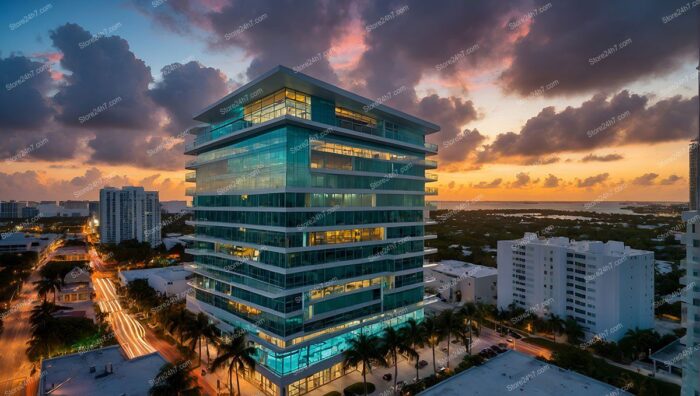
[185,171,196,183]
[423,159,438,169]
[185,119,252,151]
[185,159,197,169]
[424,219,438,226]
[425,202,438,211]
[425,172,438,182]
[425,187,438,195]
[185,187,196,196]
[424,142,438,154]
[424,247,438,255]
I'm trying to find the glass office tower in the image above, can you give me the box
[183,66,439,396]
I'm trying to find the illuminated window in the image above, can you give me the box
[335,107,376,126]
[244,88,311,124]
[307,227,384,246]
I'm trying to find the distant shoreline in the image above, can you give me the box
[431,201,685,215]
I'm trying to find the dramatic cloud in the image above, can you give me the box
[472,178,503,189]
[521,156,560,166]
[0,167,185,201]
[50,23,159,129]
[659,174,683,185]
[543,174,562,188]
[632,173,659,186]
[0,54,90,162]
[86,130,185,171]
[501,0,698,96]
[508,172,539,188]
[140,0,354,83]
[37,23,222,170]
[354,0,524,103]
[580,153,624,163]
[150,61,229,135]
[0,55,55,129]
[576,173,609,188]
[418,95,481,165]
[478,91,698,162]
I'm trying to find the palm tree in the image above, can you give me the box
[564,317,585,344]
[149,361,200,396]
[185,312,218,366]
[619,328,659,360]
[401,318,426,382]
[33,276,62,303]
[382,326,414,394]
[473,303,488,332]
[27,302,71,359]
[343,333,387,396]
[167,309,194,345]
[210,334,256,396]
[438,309,464,369]
[547,314,565,342]
[459,303,480,355]
[422,315,444,375]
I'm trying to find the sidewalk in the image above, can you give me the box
[314,336,482,395]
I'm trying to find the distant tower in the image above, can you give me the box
[690,139,699,210]
[99,186,161,248]
[680,6,700,396]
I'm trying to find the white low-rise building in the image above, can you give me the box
[118,265,190,296]
[497,233,654,342]
[0,232,60,257]
[419,350,632,396]
[425,260,497,305]
[39,346,167,396]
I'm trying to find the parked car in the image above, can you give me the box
[415,360,428,369]
[490,345,505,354]
[451,339,461,344]
[382,373,392,381]
[510,332,523,339]
[437,366,446,374]
[441,346,449,353]
[506,338,514,343]
[498,343,508,349]
[396,381,405,390]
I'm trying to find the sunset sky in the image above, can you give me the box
[0,0,697,202]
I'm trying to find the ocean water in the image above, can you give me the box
[432,201,682,215]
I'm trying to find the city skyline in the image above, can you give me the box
[0,0,698,202]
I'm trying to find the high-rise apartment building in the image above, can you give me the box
[681,210,700,396]
[497,233,654,342]
[0,200,27,218]
[99,187,161,248]
[183,65,438,396]
[690,139,699,210]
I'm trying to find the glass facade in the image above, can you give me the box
[185,71,437,396]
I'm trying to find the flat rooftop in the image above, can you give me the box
[419,350,631,396]
[120,265,189,282]
[431,260,498,279]
[512,233,651,257]
[55,246,88,255]
[0,232,59,246]
[39,345,167,396]
[193,65,440,133]
[650,337,687,369]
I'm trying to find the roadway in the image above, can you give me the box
[93,276,156,359]
[0,249,57,396]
